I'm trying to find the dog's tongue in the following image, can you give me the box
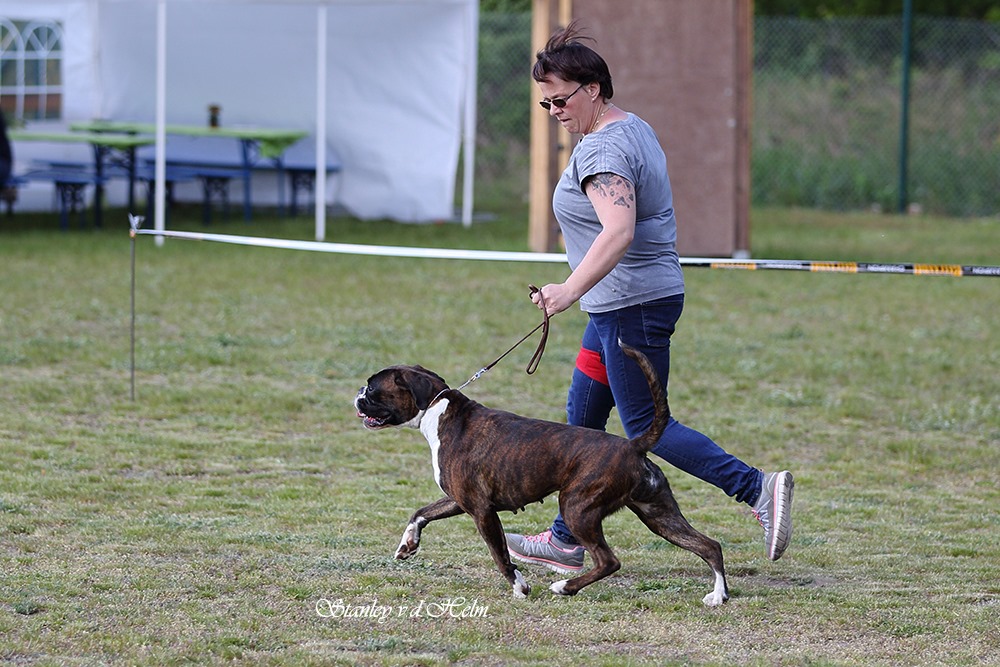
[357,410,386,428]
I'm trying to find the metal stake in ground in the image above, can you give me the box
[128,213,145,401]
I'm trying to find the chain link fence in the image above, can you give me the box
[474,11,533,210]
[753,16,1000,217]
[475,12,1000,217]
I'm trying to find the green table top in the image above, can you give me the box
[10,130,155,149]
[69,120,307,158]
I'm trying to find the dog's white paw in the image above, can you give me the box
[701,591,728,607]
[701,588,729,607]
[394,523,421,560]
[701,571,729,607]
[511,570,530,599]
[549,580,571,596]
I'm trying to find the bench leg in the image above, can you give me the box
[201,176,232,225]
[289,171,314,217]
[55,182,88,231]
[145,180,178,225]
[202,181,210,224]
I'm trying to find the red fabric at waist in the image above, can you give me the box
[575,346,609,386]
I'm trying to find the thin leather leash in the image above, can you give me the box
[494,284,550,376]
[434,285,550,402]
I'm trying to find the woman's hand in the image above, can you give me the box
[530,282,579,317]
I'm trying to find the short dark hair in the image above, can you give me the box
[533,20,614,100]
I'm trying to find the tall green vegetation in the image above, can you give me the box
[480,0,1000,19]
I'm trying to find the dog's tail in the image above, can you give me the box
[620,340,672,455]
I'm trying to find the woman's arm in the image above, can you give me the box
[534,173,636,315]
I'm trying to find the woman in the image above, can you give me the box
[506,22,794,572]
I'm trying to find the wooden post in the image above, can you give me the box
[555,0,573,175]
[733,0,753,256]
[528,0,573,253]
[529,0,556,252]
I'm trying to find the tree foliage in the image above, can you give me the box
[480,0,531,13]
[748,1,998,20]
[479,0,1000,21]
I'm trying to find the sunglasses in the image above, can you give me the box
[538,84,585,111]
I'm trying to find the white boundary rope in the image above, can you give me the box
[132,228,568,263]
[132,226,1000,277]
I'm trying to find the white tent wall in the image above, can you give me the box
[4,0,477,224]
[3,1,104,211]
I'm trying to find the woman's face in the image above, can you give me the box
[537,76,596,135]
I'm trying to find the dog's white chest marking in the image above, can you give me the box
[419,399,449,492]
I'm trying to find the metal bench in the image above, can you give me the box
[136,135,341,218]
[18,169,105,230]
[282,142,343,217]
[134,164,240,224]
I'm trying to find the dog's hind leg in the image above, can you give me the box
[470,510,530,599]
[627,495,730,607]
[549,508,621,596]
[395,496,464,560]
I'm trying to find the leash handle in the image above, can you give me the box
[524,284,549,375]
[479,285,550,377]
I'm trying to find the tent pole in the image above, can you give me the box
[460,0,478,228]
[154,0,167,247]
[315,4,328,241]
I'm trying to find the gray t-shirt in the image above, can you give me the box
[553,112,685,313]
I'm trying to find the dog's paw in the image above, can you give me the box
[701,572,730,607]
[702,590,729,607]
[549,580,575,596]
[512,570,530,599]
[394,523,421,560]
[393,544,418,560]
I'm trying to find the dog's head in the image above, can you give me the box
[354,365,450,430]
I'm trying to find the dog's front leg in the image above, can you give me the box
[471,511,530,599]
[395,496,464,560]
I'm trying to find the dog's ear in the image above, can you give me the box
[397,368,445,411]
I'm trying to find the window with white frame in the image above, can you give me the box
[0,17,63,121]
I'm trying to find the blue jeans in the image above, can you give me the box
[549,294,763,545]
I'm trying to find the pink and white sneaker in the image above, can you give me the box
[752,470,795,560]
[506,529,585,575]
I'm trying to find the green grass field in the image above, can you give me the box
[1,206,998,665]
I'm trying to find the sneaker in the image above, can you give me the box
[753,471,794,561]
[506,530,585,575]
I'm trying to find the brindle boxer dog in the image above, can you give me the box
[354,342,729,606]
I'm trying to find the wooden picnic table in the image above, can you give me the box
[9,129,156,226]
[71,121,308,220]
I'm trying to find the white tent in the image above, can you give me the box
[3,0,479,235]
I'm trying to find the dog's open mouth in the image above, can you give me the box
[357,410,389,429]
